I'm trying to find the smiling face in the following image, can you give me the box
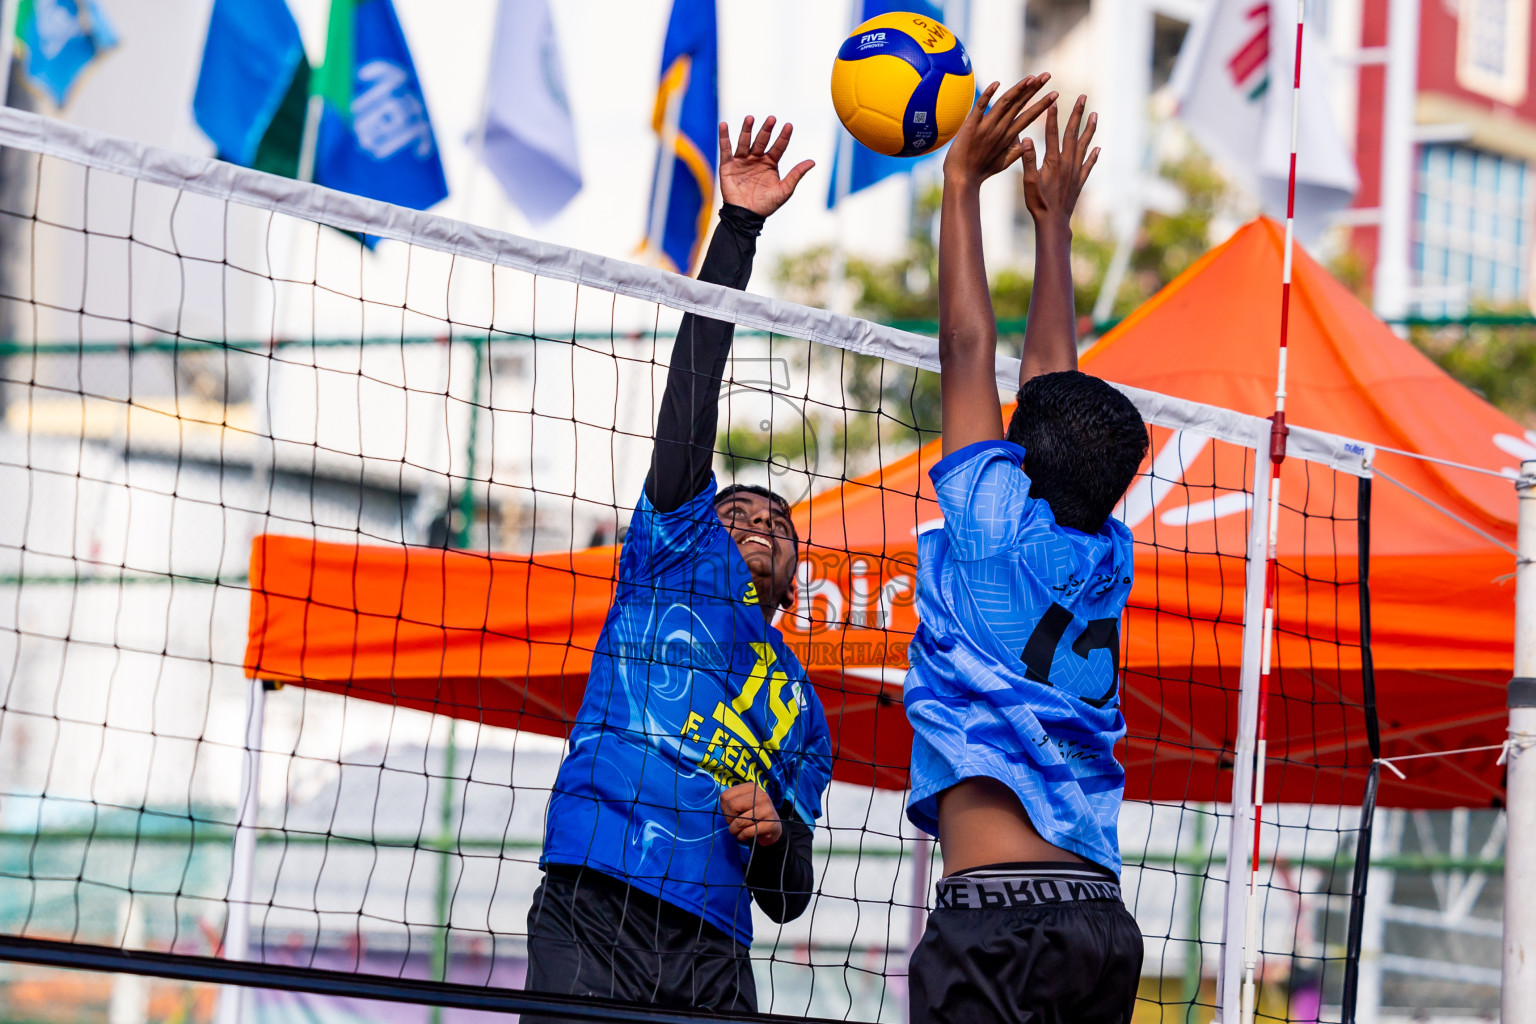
[715,490,799,620]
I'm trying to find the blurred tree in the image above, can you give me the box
[1411,319,1536,426]
[1075,151,1237,319]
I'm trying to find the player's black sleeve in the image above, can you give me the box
[745,805,815,923]
[644,204,766,514]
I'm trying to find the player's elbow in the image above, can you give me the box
[754,886,812,923]
[937,324,996,369]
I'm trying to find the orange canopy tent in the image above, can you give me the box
[246,219,1522,810]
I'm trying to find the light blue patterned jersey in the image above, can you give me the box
[543,476,833,946]
[905,440,1134,873]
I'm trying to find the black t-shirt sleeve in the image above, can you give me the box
[744,805,815,923]
[644,204,766,514]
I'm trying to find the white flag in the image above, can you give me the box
[477,0,583,224]
[1170,0,1358,242]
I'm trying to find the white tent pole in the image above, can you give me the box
[1217,441,1273,1024]
[214,678,267,1024]
[1371,0,1420,323]
[1504,459,1536,1023]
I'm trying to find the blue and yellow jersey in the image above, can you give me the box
[904,440,1134,873]
[543,476,833,946]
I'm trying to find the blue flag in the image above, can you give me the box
[16,0,118,107]
[312,0,449,216]
[643,0,718,274]
[827,0,945,209]
[193,0,309,173]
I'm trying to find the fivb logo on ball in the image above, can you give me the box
[831,11,975,157]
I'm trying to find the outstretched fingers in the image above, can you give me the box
[718,121,733,167]
[783,158,815,191]
[1010,88,1058,138]
[734,116,756,160]
[1075,109,1098,167]
[1043,102,1060,161]
[968,81,1001,125]
[1061,96,1087,164]
[751,115,777,156]
[765,120,794,163]
[986,76,1038,136]
[1079,145,1101,187]
[991,75,1037,116]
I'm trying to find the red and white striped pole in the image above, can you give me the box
[1240,2,1304,1022]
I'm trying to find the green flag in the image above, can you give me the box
[313,0,355,119]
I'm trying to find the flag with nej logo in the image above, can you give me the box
[194,0,447,239]
[312,0,448,215]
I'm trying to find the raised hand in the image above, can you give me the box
[943,75,1056,189]
[718,116,814,218]
[1021,95,1099,225]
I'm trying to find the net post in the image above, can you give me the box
[1217,442,1273,1024]
[1341,476,1381,1023]
[215,678,270,1024]
[1504,460,1536,1023]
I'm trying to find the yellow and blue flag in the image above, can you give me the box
[643,0,718,274]
[827,0,945,209]
[15,0,117,107]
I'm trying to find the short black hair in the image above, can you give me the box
[1005,371,1149,534]
[714,483,800,547]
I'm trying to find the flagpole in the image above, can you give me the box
[646,69,685,269]
[296,94,323,184]
[0,0,20,105]
[297,0,337,185]
[826,129,854,314]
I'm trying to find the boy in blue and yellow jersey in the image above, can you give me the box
[904,77,1151,1024]
[525,116,831,1019]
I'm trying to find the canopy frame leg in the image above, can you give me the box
[214,678,268,1024]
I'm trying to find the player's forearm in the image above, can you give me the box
[744,809,814,923]
[1020,214,1078,381]
[938,178,998,370]
[645,206,766,512]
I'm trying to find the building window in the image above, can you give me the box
[1456,0,1530,104]
[1414,144,1532,315]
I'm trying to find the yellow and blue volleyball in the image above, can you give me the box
[830,12,975,158]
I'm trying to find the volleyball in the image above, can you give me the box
[830,12,975,158]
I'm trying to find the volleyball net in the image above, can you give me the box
[0,107,1382,1023]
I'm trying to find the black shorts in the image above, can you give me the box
[522,864,756,1023]
[909,861,1144,1024]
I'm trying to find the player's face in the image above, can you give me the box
[716,493,798,610]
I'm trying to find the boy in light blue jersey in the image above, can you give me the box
[904,77,1151,1024]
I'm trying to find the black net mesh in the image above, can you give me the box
[0,135,1377,1024]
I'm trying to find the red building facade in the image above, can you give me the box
[1353,0,1536,311]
